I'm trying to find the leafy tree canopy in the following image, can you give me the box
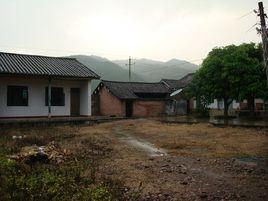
[186,43,267,117]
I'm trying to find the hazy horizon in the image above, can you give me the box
[0,0,265,64]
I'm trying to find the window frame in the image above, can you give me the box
[7,85,29,106]
[45,87,65,106]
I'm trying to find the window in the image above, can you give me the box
[7,86,28,106]
[45,87,65,106]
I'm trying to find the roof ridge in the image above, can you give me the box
[0,52,100,78]
[161,78,179,81]
[0,52,75,60]
[101,79,163,84]
[162,73,195,82]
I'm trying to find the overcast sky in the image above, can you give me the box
[0,0,266,63]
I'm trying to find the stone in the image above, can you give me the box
[200,192,208,199]
[180,181,188,185]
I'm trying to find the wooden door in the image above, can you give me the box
[125,100,133,117]
[71,88,80,116]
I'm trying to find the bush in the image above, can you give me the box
[0,155,128,201]
[91,185,112,201]
[194,106,210,117]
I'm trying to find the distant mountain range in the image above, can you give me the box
[70,55,199,91]
[114,58,199,82]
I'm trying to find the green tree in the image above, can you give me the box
[187,43,266,118]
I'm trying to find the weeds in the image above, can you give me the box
[0,125,137,201]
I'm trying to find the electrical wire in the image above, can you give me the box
[238,10,254,20]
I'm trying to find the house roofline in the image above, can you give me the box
[0,72,99,80]
[0,51,75,60]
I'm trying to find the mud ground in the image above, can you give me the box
[2,119,267,201]
[96,119,268,201]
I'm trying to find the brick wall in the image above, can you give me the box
[99,87,166,117]
[91,93,100,116]
[133,101,165,117]
[240,102,264,110]
[99,87,125,116]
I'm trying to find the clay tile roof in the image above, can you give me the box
[101,80,170,100]
[0,52,100,79]
[161,73,194,91]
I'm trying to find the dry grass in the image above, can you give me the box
[118,119,268,158]
[1,120,268,200]
[3,120,267,159]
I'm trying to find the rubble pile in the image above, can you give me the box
[10,141,70,164]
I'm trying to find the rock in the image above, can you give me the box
[161,164,169,168]
[199,192,208,199]
[12,135,23,139]
[180,180,188,185]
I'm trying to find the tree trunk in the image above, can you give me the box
[196,96,201,109]
[247,95,255,116]
[223,98,229,124]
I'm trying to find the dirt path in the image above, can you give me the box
[114,125,167,157]
[98,120,268,201]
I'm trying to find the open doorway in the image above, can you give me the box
[125,100,133,117]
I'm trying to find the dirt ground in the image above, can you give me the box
[2,119,268,201]
[89,119,268,201]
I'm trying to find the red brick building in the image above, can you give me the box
[92,81,170,117]
[92,74,195,117]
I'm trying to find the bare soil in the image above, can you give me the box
[94,119,268,201]
[2,119,268,201]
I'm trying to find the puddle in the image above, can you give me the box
[120,136,168,157]
[234,156,268,168]
[210,118,268,127]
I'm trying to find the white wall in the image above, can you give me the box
[194,99,243,110]
[208,99,240,110]
[0,76,92,117]
[80,80,91,116]
[208,99,218,109]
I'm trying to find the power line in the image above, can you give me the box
[238,10,254,20]
[246,23,259,33]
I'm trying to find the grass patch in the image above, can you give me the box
[0,125,141,201]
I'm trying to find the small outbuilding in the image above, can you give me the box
[161,73,195,115]
[0,52,99,118]
[92,80,170,117]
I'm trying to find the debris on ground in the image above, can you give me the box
[12,135,26,139]
[10,141,70,164]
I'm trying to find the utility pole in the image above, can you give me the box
[257,2,268,86]
[126,56,135,81]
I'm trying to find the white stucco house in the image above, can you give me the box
[0,52,99,118]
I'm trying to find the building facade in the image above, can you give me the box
[92,80,170,117]
[0,52,99,118]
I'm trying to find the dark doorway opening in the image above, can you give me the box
[187,100,190,114]
[70,88,80,116]
[126,100,133,117]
